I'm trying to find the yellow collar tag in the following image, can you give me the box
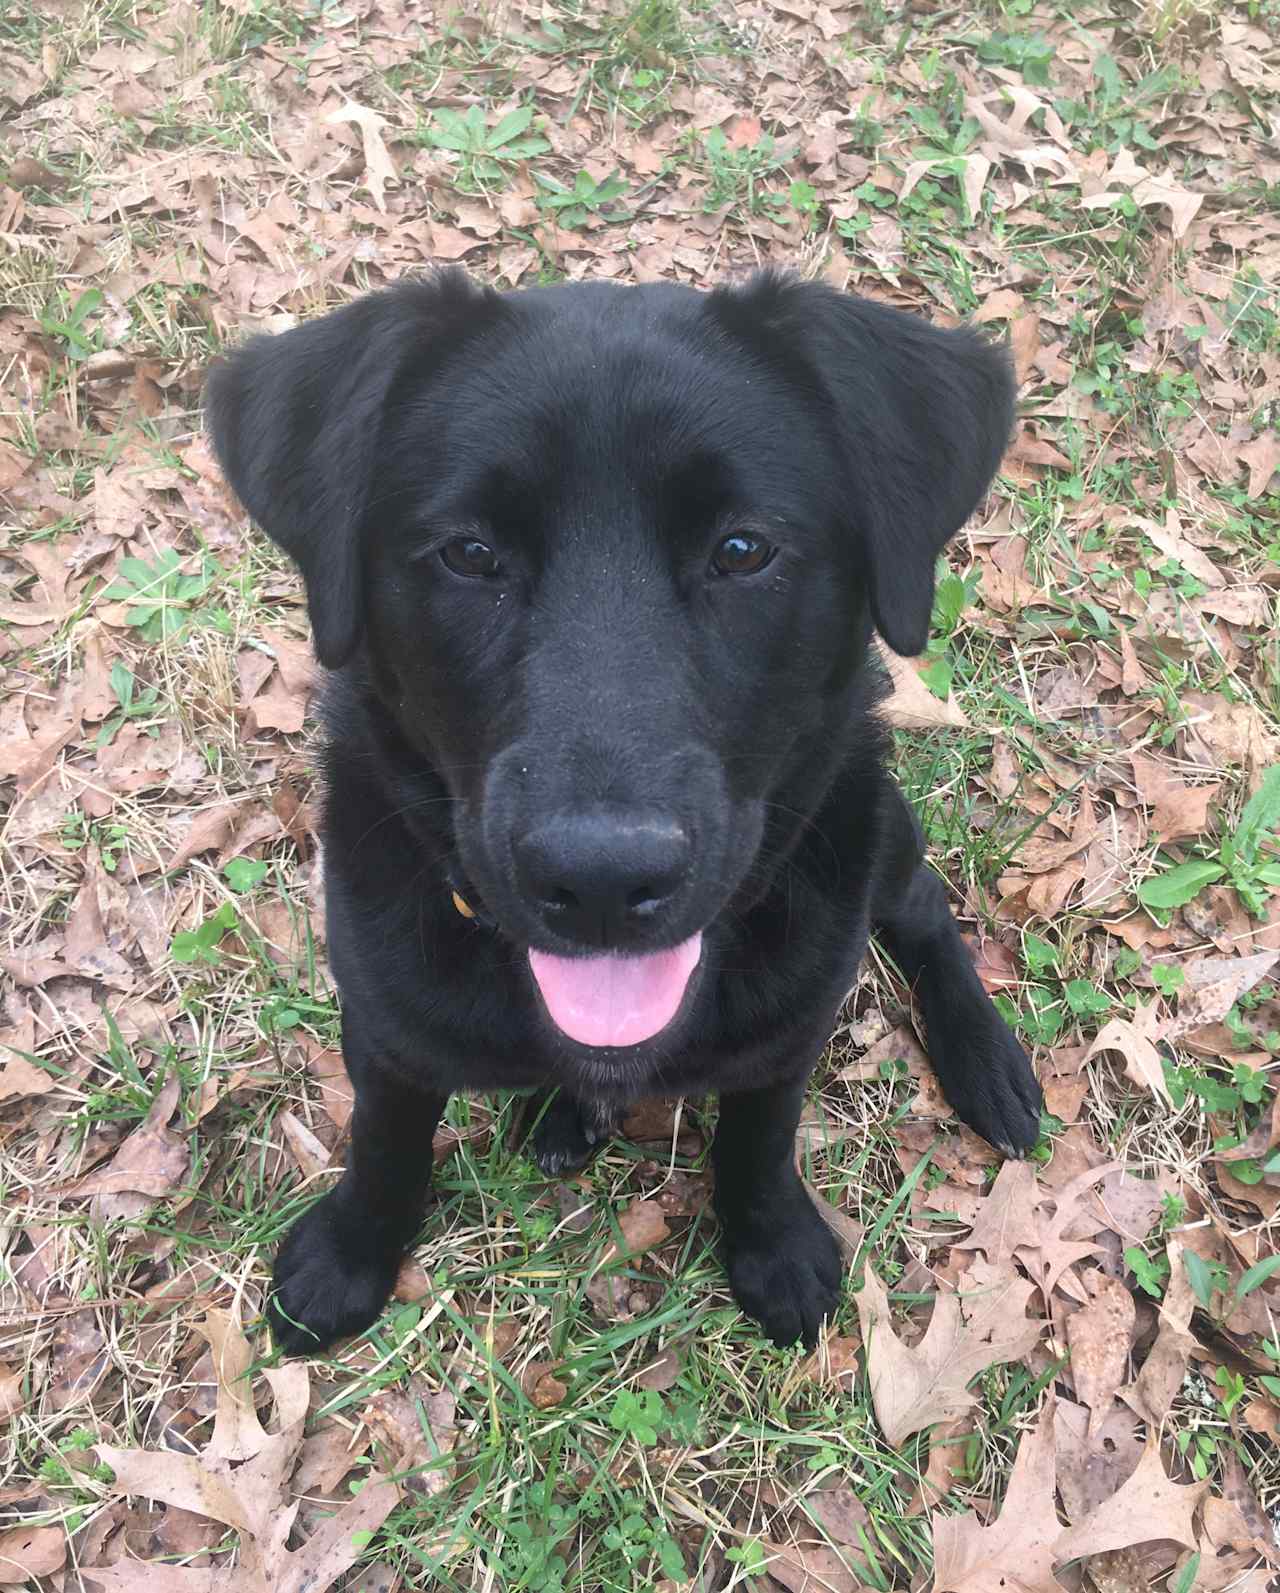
[451,890,476,920]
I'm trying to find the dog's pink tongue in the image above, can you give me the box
[529,934,702,1048]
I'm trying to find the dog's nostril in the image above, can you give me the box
[548,887,577,912]
[626,887,663,916]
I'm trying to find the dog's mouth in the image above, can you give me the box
[527,933,703,1048]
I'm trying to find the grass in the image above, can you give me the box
[2,0,1280,1585]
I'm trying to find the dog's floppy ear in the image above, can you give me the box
[206,270,503,668]
[712,272,1015,657]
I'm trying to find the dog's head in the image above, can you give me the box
[208,270,1012,1054]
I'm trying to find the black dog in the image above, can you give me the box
[207,268,1042,1355]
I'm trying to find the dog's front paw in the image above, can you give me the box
[529,1092,616,1178]
[722,1188,844,1348]
[268,1192,404,1356]
[940,1018,1043,1159]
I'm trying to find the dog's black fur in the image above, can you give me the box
[207,269,1042,1355]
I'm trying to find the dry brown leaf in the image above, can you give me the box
[931,1400,1060,1593]
[1237,431,1280,499]
[0,1524,66,1579]
[1118,630,1147,696]
[0,1042,52,1103]
[529,1367,568,1408]
[635,1347,683,1391]
[363,1384,455,1496]
[1052,1438,1207,1561]
[168,803,240,871]
[1084,1002,1169,1104]
[1120,1238,1195,1425]
[796,1332,861,1390]
[1065,1268,1135,1438]
[1053,1399,1144,1525]
[1162,950,1280,1042]
[324,102,397,212]
[0,1362,25,1419]
[199,1307,267,1463]
[47,1312,111,1411]
[392,1256,431,1302]
[304,1044,354,1130]
[878,641,968,728]
[906,1416,973,1517]
[856,1260,1043,1446]
[71,1070,191,1220]
[761,1541,861,1593]
[278,1110,331,1179]
[954,1160,1040,1268]
[837,1023,930,1082]
[1014,1161,1122,1303]
[95,1300,399,1592]
[598,1197,669,1265]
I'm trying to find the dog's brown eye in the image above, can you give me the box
[440,538,500,578]
[711,532,775,577]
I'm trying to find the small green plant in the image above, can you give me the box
[102,550,224,643]
[97,661,163,748]
[1151,963,1185,998]
[700,126,792,214]
[1214,1366,1246,1417]
[38,1428,114,1489]
[1183,1247,1280,1319]
[40,288,105,362]
[170,901,239,966]
[1261,1334,1280,1401]
[976,30,1054,84]
[224,857,269,893]
[1063,979,1111,1020]
[601,1495,687,1578]
[534,169,630,228]
[420,105,548,191]
[60,812,130,872]
[918,566,979,699]
[1139,763,1280,917]
[1174,1423,1218,1482]
[1124,1244,1170,1298]
[726,1539,770,1580]
[607,1388,663,1446]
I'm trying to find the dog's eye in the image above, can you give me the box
[440,538,500,578]
[711,532,775,577]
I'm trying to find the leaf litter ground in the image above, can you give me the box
[2,0,1280,1589]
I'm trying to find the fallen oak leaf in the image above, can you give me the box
[953,1159,1040,1269]
[1065,1267,1135,1439]
[932,1399,1061,1593]
[878,641,968,728]
[1052,1437,1207,1558]
[1013,1161,1122,1304]
[199,1307,268,1462]
[1084,1002,1170,1105]
[855,1260,1044,1447]
[93,1297,397,1593]
[324,102,397,212]
[70,1070,191,1220]
[1120,1238,1195,1424]
[1162,950,1280,1043]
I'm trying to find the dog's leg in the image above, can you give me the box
[872,784,1042,1156]
[521,1088,618,1177]
[268,1050,447,1355]
[713,1076,843,1347]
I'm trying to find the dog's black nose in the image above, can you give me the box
[516,809,690,944]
